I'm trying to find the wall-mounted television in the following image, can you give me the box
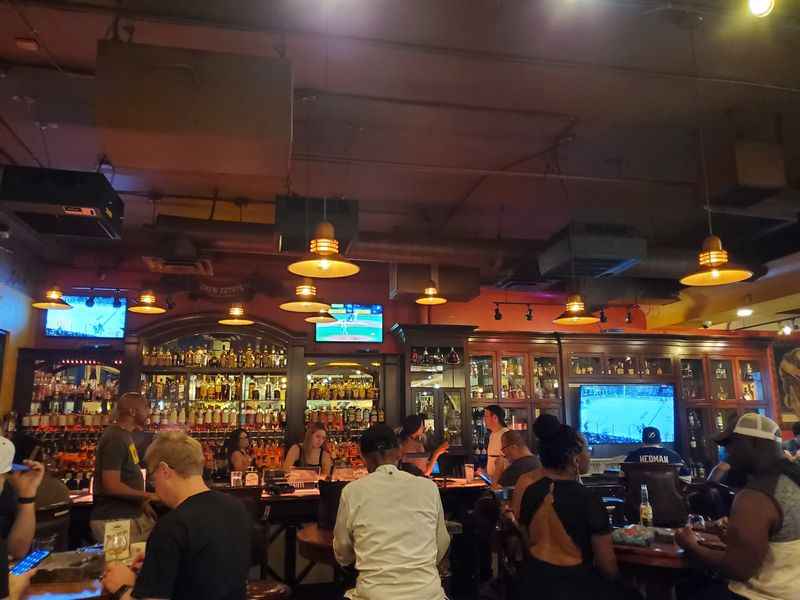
[45,295,127,339]
[579,383,675,445]
[315,304,383,343]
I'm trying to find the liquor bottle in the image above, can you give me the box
[744,363,754,381]
[245,345,256,369]
[689,432,697,449]
[697,464,706,479]
[688,410,696,430]
[421,348,431,366]
[639,484,654,527]
[237,347,245,369]
[410,347,420,366]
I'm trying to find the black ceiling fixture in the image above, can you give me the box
[494,304,503,321]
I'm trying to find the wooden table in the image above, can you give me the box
[297,524,336,568]
[23,580,105,600]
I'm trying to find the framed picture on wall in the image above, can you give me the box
[774,343,800,426]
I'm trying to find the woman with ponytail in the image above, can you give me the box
[515,415,639,599]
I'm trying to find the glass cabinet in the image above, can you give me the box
[533,357,560,401]
[641,358,671,377]
[608,356,638,377]
[738,360,764,403]
[470,355,496,401]
[413,388,464,449]
[710,360,735,402]
[570,355,602,377]
[680,359,706,402]
[500,355,527,401]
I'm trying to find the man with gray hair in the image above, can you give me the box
[102,431,251,600]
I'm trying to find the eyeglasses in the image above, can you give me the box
[147,461,173,478]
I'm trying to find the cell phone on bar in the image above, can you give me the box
[478,472,493,486]
[11,463,31,472]
[11,549,50,575]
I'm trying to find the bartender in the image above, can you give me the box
[398,415,448,477]
[483,405,510,483]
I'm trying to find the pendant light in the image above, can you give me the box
[680,31,753,288]
[553,293,600,326]
[305,308,337,324]
[279,279,331,313]
[416,267,447,305]
[219,304,254,326]
[128,290,166,315]
[288,201,360,279]
[32,287,71,310]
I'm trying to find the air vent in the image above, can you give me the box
[537,224,646,278]
[143,256,214,276]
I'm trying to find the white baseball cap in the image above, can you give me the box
[0,437,25,474]
[713,413,782,445]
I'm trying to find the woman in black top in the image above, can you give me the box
[282,422,332,477]
[515,415,637,599]
[224,429,252,473]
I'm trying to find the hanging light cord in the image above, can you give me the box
[690,28,713,237]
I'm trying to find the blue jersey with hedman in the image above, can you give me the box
[624,445,691,478]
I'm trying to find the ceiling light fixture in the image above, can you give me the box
[416,267,447,305]
[279,279,331,313]
[218,304,254,326]
[625,308,633,324]
[305,309,337,324]
[749,0,775,17]
[494,304,503,321]
[128,290,166,315]
[781,323,793,336]
[287,202,360,279]
[553,293,600,326]
[112,291,122,309]
[525,305,533,321]
[736,307,754,318]
[599,308,608,324]
[31,287,71,310]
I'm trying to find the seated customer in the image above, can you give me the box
[498,430,540,488]
[399,415,449,477]
[333,424,450,600]
[283,421,333,477]
[103,432,251,600]
[625,427,692,482]
[676,414,800,600]
[782,421,800,458]
[517,415,636,600]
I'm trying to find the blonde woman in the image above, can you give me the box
[283,422,333,476]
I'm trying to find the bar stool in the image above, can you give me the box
[246,580,291,600]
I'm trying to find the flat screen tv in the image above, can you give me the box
[579,383,675,445]
[45,295,127,339]
[315,304,383,343]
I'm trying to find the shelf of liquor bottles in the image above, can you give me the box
[568,354,673,379]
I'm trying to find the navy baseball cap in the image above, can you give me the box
[642,427,661,444]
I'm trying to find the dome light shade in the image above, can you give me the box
[749,0,774,17]
[128,290,166,314]
[288,221,360,279]
[280,279,331,313]
[219,304,254,326]
[305,309,337,324]
[32,287,72,310]
[552,293,600,326]
[416,279,447,305]
[680,236,753,287]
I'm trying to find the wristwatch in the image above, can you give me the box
[111,584,132,600]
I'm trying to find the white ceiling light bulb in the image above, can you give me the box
[736,307,754,318]
[749,0,775,18]
[782,323,792,336]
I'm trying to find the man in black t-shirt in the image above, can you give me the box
[624,427,691,481]
[498,430,541,488]
[102,431,251,600]
[91,393,158,543]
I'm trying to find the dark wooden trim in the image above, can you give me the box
[129,313,306,346]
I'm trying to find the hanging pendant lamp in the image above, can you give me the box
[218,304,254,326]
[32,287,72,310]
[128,290,166,315]
[553,293,600,326]
[305,308,337,324]
[288,220,360,279]
[279,279,332,313]
[416,280,447,305]
[680,235,753,287]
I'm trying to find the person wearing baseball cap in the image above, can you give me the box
[676,413,800,600]
[623,427,692,483]
[332,424,450,600]
[0,436,46,600]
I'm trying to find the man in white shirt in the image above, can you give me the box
[484,405,510,483]
[333,424,450,600]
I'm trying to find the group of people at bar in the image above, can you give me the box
[0,390,797,600]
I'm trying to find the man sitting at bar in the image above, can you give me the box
[624,426,692,482]
[333,424,450,600]
[91,392,159,543]
[103,431,251,600]
[676,413,800,600]
[498,430,541,488]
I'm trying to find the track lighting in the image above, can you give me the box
[599,308,608,324]
[525,305,533,321]
[494,305,502,321]
[112,292,122,309]
[85,296,95,308]
[625,308,633,324]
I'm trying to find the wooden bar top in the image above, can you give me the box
[23,580,105,600]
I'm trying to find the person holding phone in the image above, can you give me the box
[398,415,449,477]
[0,437,46,600]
